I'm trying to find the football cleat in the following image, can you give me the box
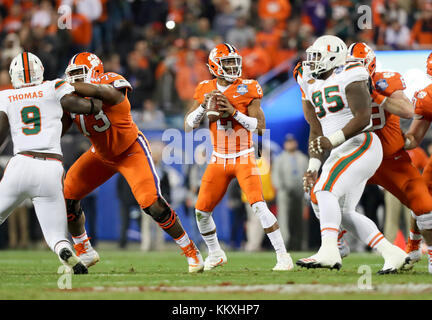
[402,239,422,270]
[181,241,204,273]
[58,247,88,274]
[428,251,432,274]
[74,238,100,268]
[338,230,350,259]
[378,245,410,275]
[272,252,294,271]
[204,249,227,271]
[296,245,342,270]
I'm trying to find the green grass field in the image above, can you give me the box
[0,248,431,300]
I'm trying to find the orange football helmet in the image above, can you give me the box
[65,52,104,83]
[347,42,376,77]
[427,52,432,78]
[207,43,242,82]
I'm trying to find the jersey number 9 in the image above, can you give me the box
[21,106,41,135]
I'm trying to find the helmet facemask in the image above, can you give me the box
[65,64,89,83]
[208,47,242,83]
[219,56,242,82]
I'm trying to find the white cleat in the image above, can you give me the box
[297,245,342,270]
[272,252,294,271]
[74,240,100,268]
[402,249,422,270]
[378,245,410,274]
[204,250,227,271]
[181,241,204,273]
[58,247,88,274]
[338,230,350,259]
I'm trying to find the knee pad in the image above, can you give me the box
[195,209,215,234]
[143,198,176,230]
[251,201,277,229]
[416,212,432,230]
[66,199,83,222]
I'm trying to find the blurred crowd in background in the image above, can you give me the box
[0,0,431,252]
[0,0,431,126]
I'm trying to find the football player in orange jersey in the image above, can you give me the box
[184,43,293,271]
[341,44,432,272]
[403,52,432,273]
[62,52,205,273]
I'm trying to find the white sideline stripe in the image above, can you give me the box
[83,284,432,294]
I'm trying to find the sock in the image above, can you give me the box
[374,236,392,255]
[316,191,341,241]
[72,231,92,250]
[266,229,287,255]
[251,201,286,254]
[174,231,191,248]
[54,240,72,256]
[408,229,422,251]
[428,246,432,265]
[195,209,221,253]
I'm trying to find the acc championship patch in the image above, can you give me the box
[375,79,388,92]
[236,84,248,95]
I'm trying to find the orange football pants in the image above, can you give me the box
[368,149,432,216]
[195,153,264,213]
[422,156,432,194]
[64,135,160,209]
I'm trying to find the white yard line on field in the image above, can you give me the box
[67,283,432,294]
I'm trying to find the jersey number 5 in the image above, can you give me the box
[21,106,41,135]
[312,85,345,118]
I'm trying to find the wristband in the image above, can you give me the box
[327,130,346,147]
[186,105,206,128]
[307,158,322,172]
[89,98,94,114]
[232,110,258,132]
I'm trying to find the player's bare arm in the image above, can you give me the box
[71,82,124,106]
[404,118,431,149]
[60,94,103,115]
[184,90,219,132]
[61,112,73,137]
[0,111,10,145]
[302,99,324,193]
[380,90,414,119]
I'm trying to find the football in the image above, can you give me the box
[206,94,222,122]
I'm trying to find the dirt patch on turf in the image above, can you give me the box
[51,283,432,295]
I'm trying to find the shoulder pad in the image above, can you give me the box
[99,72,132,91]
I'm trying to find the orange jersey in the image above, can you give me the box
[71,72,139,159]
[371,71,406,158]
[193,78,263,155]
[413,83,432,121]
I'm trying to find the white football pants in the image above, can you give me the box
[0,155,69,252]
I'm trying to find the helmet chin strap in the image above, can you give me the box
[85,67,94,83]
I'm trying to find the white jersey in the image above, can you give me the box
[0,79,74,155]
[297,62,370,137]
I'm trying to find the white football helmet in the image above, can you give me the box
[9,52,44,89]
[303,35,347,77]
